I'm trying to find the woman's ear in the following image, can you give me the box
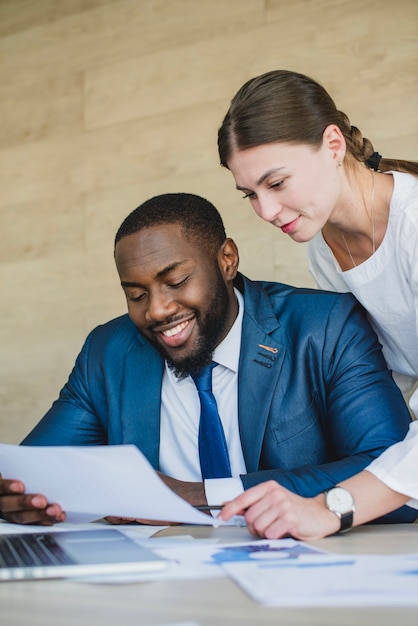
[219,238,239,281]
[323,124,346,165]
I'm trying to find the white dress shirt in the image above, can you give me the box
[159,288,246,505]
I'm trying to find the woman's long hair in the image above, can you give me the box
[218,70,418,175]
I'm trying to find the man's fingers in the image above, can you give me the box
[2,504,66,525]
[0,491,66,525]
[0,493,48,514]
[7,509,60,526]
[0,478,25,495]
[0,476,65,525]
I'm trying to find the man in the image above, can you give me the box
[0,193,415,526]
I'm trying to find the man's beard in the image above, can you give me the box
[147,267,231,378]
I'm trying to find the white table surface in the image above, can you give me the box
[1,523,418,626]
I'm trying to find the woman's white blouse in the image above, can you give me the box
[308,171,418,503]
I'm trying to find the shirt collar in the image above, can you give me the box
[212,287,243,374]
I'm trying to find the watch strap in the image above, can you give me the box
[339,509,354,533]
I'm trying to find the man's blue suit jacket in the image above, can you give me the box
[23,273,416,522]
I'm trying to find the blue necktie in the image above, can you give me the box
[191,363,232,480]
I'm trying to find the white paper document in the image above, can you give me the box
[0,443,228,525]
[0,520,166,538]
[218,539,418,607]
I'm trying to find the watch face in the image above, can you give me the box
[326,487,354,515]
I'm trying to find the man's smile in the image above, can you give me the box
[154,316,196,348]
[162,320,191,338]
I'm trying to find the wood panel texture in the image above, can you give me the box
[0,0,417,441]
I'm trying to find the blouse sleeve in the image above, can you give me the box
[366,420,418,508]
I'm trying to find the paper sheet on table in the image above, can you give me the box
[0,443,228,525]
[219,539,418,606]
[0,519,167,538]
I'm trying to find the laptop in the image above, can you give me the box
[0,528,170,581]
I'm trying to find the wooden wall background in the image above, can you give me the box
[1,0,417,443]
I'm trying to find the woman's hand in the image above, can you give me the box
[218,481,340,540]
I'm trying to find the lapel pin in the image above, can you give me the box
[258,344,278,354]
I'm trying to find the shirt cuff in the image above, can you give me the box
[204,477,244,506]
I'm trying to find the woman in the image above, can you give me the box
[217,69,418,537]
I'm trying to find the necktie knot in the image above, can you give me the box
[190,362,217,393]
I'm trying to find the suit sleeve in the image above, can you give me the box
[241,295,417,524]
[21,330,108,446]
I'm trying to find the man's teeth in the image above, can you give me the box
[162,321,189,337]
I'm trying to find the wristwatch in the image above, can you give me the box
[324,486,355,533]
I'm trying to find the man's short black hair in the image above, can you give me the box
[115,193,227,255]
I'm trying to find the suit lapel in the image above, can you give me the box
[120,337,164,469]
[237,276,286,473]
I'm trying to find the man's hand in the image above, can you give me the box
[0,475,66,526]
[106,472,208,526]
[157,472,206,506]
